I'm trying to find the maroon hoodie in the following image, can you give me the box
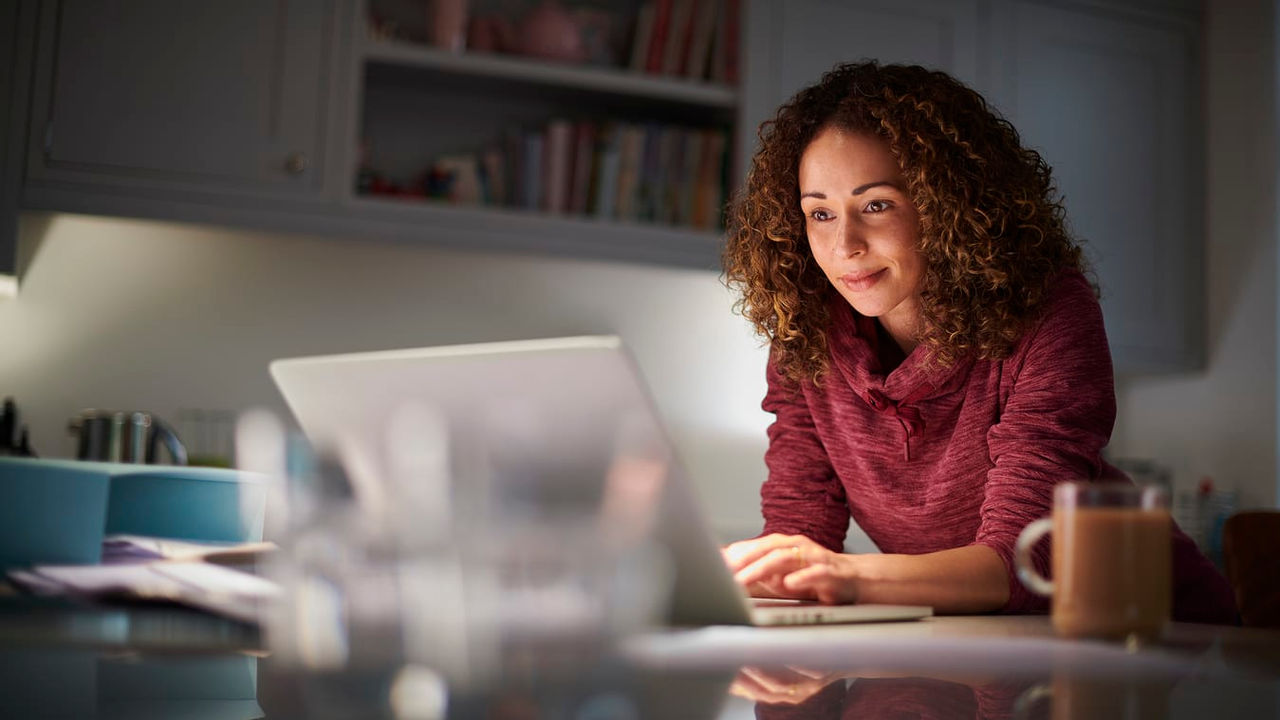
[760,271,1237,622]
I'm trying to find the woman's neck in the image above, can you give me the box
[878,310,921,357]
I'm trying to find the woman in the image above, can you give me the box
[721,61,1235,621]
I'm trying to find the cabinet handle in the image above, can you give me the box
[285,153,309,175]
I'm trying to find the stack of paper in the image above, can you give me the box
[8,536,280,624]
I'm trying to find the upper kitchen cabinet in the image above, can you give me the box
[993,0,1203,372]
[740,0,986,174]
[1,1,38,283]
[24,0,338,203]
[741,0,1203,373]
[7,0,740,271]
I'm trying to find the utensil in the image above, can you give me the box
[68,410,189,465]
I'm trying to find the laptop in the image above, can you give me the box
[269,335,931,627]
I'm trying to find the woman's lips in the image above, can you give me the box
[840,268,887,292]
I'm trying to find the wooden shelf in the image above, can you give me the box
[360,38,738,110]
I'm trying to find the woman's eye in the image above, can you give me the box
[808,209,833,222]
[865,200,891,213]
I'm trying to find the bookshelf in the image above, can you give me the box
[351,0,742,267]
[360,38,737,108]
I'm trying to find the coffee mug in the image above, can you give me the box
[1014,482,1171,639]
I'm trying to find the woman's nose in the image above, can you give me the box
[837,219,867,256]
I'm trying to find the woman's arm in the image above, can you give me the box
[758,357,851,552]
[725,533,1010,613]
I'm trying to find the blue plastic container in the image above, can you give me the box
[0,458,267,568]
[102,465,266,543]
[0,458,111,567]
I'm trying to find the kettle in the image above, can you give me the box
[68,410,188,465]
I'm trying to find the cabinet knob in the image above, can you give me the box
[285,153,309,175]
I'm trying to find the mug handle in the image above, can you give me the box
[1014,518,1054,597]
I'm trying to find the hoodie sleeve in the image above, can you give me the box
[759,356,850,552]
[974,273,1116,614]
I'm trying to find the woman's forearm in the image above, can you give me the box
[727,534,1012,612]
[846,544,1010,613]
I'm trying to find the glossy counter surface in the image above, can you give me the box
[1,596,1276,719]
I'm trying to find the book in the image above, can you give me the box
[678,128,704,225]
[658,127,683,224]
[646,0,675,74]
[703,128,728,228]
[614,125,644,221]
[594,125,623,220]
[629,2,656,72]
[685,0,720,80]
[710,0,740,84]
[569,121,596,216]
[637,124,664,222]
[543,119,574,214]
[721,0,741,84]
[693,128,727,229]
[523,130,545,211]
[662,0,698,76]
[504,127,525,208]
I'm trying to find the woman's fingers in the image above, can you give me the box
[733,545,808,587]
[724,534,843,601]
[782,562,858,604]
[723,534,800,571]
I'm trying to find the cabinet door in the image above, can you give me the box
[996,2,1202,372]
[2,0,38,281]
[28,0,333,197]
[741,0,986,172]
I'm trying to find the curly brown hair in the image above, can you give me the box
[723,61,1085,384]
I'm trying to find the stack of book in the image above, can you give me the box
[629,0,740,83]
[420,120,731,231]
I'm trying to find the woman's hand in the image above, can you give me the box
[729,665,847,706]
[722,533,861,604]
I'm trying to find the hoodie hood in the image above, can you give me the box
[825,296,973,459]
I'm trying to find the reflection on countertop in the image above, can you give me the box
[1,598,1278,719]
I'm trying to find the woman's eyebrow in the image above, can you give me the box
[851,180,900,195]
[800,180,900,200]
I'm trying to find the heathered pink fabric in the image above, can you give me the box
[760,271,1237,622]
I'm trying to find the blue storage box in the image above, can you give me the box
[0,458,267,568]
[103,465,266,543]
[0,458,111,567]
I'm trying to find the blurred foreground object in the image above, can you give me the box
[1221,510,1280,628]
[242,402,670,693]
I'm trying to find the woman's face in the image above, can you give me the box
[798,127,926,344]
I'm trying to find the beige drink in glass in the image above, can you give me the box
[1015,482,1171,640]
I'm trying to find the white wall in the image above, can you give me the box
[0,212,779,541]
[1108,0,1279,511]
